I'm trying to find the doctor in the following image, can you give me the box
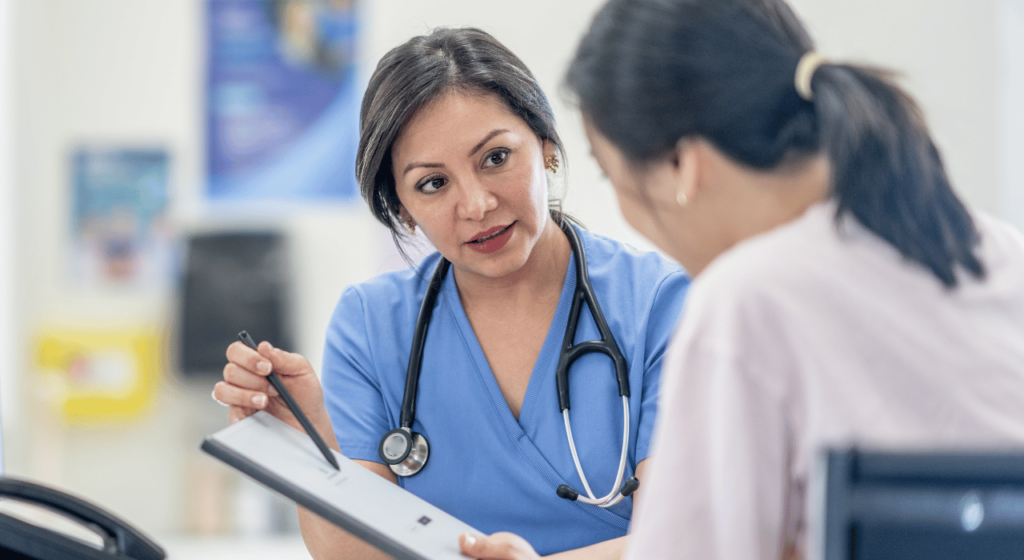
[213,27,688,560]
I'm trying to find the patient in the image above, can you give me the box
[565,0,1024,558]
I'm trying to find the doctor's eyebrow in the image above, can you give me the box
[468,129,510,157]
[402,129,512,177]
[403,161,444,176]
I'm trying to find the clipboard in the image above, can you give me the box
[201,411,478,560]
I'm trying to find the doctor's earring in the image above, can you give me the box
[544,155,560,174]
[405,221,416,235]
[676,190,689,206]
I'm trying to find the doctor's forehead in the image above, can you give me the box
[391,91,531,161]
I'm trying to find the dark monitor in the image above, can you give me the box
[177,231,292,379]
[823,448,1024,560]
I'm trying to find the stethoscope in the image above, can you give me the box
[377,221,640,508]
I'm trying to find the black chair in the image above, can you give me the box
[0,477,165,559]
[823,447,1024,560]
[178,231,293,380]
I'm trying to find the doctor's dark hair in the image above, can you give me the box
[566,0,983,288]
[356,27,564,250]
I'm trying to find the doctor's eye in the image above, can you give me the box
[482,148,510,168]
[417,175,447,194]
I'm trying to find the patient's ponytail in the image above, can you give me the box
[810,62,983,287]
[567,0,984,288]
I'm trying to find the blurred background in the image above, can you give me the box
[0,0,1021,558]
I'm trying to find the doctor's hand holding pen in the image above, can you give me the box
[213,338,332,431]
[213,335,403,560]
[212,336,547,560]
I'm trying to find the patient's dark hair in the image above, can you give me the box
[357,27,564,253]
[566,0,983,288]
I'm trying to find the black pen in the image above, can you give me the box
[237,331,340,471]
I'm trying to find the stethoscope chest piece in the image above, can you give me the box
[379,427,430,476]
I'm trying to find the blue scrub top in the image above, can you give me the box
[321,227,689,555]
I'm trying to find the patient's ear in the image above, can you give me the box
[671,139,701,205]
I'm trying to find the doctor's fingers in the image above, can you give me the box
[225,341,275,378]
[227,404,256,424]
[255,340,316,378]
[458,532,539,560]
[225,339,314,379]
[213,380,271,412]
[222,362,278,396]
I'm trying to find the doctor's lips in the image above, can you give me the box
[466,222,516,254]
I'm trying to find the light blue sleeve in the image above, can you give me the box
[321,286,393,463]
[635,270,691,463]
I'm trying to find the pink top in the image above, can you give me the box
[625,201,1024,560]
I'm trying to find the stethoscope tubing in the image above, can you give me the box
[399,258,450,430]
[556,225,630,410]
[563,395,631,507]
[385,220,638,508]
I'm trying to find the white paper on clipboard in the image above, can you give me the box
[201,411,477,560]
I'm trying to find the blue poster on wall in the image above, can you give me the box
[72,149,173,287]
[206,0,360,202]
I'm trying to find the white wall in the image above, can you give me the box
[789,0,1003,216]
[4,0,1020,545]
[0,0,13,476]
[999,0,1024,231]
[10,1,200,534]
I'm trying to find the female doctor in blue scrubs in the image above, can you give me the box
[213,27,689,560]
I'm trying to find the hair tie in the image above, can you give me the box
[794,51,828,101]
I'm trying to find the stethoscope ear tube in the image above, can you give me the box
[555,223,630,414]
[556,478,641,504]
[620,476,640,497]
[556,484,579,501]
[558,395,634,508]
[556,339,630,412]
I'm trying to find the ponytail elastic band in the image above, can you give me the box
[795,52,828,101]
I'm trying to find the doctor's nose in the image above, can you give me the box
[455,179,497,222]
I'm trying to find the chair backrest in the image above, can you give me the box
[178,230,292,380]
[822,447,1024,560]
[0,477,166,559]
